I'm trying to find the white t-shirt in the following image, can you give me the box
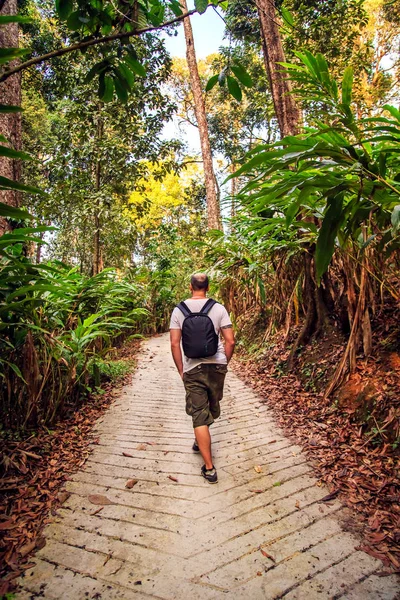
[169,298,232,373]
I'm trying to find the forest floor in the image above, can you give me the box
[6,334,399,599]
[0,339,141,596]
[232,319,400,575]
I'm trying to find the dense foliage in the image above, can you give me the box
[206,53,400,392]
[0,0,399,431]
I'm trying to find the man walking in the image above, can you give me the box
[170,273,235,483]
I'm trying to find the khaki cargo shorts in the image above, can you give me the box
[183,363,228,429]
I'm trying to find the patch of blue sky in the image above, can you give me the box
[161,2,227,155]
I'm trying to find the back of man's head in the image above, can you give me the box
[191,273,209,291]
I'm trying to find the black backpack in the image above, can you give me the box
[177,298,219,358]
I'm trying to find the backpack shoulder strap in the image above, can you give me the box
[200,298,217,315]
[177,301,192,317]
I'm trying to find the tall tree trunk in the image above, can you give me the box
[92,116,103,275]
[257,0,301,138]
[93,210,102,275]
[230,162,237,219]
[0,0,22,235]
[180,0,221,230]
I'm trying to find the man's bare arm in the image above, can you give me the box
[170,329,184,379]
[221,326,235,363]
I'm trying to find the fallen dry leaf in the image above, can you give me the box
[19,541,36,558]
[57,491,71,504]
[260,548,276,562]
[125,479,138,489]
[36,537,46,551]
[319,489,340,502]
[295,500,300,509]
[91,507,104,516]
[19,450,41,460]
[122,451,134,458]
[168,475,178,482]
[136,444,147,451]
[88,494,115,505]
[256,571,262,576]
[251,489,264,494]
[254,465,262,473]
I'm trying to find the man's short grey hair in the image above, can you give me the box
[191,273,209,291]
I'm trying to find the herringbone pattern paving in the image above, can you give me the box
[17,335,399,599]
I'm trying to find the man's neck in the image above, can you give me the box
[191,293,207,300]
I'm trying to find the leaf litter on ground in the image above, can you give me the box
[232,337,400,573]
[88,494,115,505]
[125,479,138,489]
[0,339,140,595]
[260,547,276,562]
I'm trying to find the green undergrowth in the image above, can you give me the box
[90,358,137,385]
[0,203,181,432]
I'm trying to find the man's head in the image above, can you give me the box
[190,272,209,293]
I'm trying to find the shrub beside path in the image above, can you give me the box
[17,334,399,599]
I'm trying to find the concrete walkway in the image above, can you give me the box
[17,335,399,599]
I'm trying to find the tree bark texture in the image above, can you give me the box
[180,0,221,230]
[257,0,301,138]
[92,118,103,275]
[0,0,22,234]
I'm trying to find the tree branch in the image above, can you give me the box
[0,4,218,83]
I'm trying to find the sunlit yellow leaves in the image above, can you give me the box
[125,162,202,233]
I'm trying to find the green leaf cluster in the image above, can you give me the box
[229,52,400,282]
[206,59,254,102]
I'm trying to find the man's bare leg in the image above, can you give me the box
[195,425,213,470]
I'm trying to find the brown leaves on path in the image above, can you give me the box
[319,489,340,502]
[232,346,400,573]
[260,547,276,562]
[91,507,104,516]
[125,479,138,489]
[88,494,115,505]
[0,340,140,594]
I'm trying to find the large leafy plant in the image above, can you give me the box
[233,51,400,282]
[224,52,400,391]
[0,209,149,429]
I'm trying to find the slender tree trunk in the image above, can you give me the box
[180,0,221,230]
[93,211,101,274]
[36,232,43,263]
[257,0,301,138]
[288,248,317,368]
[0,0,22,234]
[230,162,237,218]
[93,116,103,275]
